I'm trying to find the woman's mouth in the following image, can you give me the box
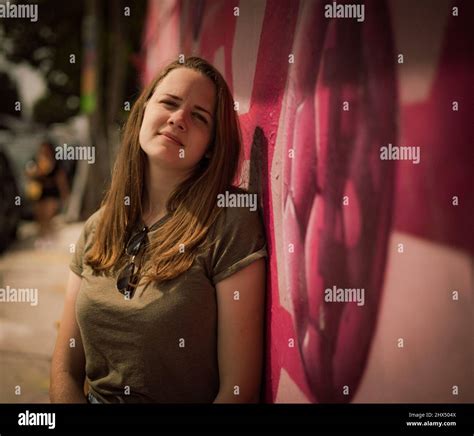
[160,133,183,146]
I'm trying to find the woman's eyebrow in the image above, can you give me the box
[162,93,212,118]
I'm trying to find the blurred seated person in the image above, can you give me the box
[25,141,70,237]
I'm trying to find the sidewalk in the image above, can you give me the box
[0,217,83,403]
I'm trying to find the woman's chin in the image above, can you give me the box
[146,153,189,170]
[143,143,179,158]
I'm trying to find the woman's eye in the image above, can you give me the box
[193,113,207,124]
[161,100,207,124]
[162,100,176,107]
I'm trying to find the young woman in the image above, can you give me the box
[50,56,267,403]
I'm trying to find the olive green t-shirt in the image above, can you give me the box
[70,203,267,403]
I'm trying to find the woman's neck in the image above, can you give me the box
[142,162,189,225]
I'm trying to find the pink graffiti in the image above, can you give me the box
[142,0,399,403]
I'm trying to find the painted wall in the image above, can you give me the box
[141,0,473,403]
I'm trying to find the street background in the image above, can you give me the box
[0,0,472,404]
[0,218,82,402]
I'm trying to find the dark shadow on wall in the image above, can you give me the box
[248,125,269,403]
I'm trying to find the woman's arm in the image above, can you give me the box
[50,271,87,403]
[213,258,266,403]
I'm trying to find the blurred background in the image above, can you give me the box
[0,0,472,403]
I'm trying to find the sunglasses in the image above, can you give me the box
[116,226,149,298]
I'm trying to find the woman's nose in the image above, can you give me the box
[168,110,186,131]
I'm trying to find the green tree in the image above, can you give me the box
[0,0,83,125]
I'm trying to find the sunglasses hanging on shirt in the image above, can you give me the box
[116,225,149,299]
[116,213,172,299]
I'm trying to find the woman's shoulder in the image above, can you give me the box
[206,187,267,282]
[81,207,105,236]
[215,186,264,232]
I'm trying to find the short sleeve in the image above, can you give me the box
[210,206,267,285]
[69,209,101,277]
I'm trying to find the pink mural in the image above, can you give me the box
[141,0,473,403]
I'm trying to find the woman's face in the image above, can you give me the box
[139,67,216,173]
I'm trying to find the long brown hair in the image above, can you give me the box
[86,56,242,284]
